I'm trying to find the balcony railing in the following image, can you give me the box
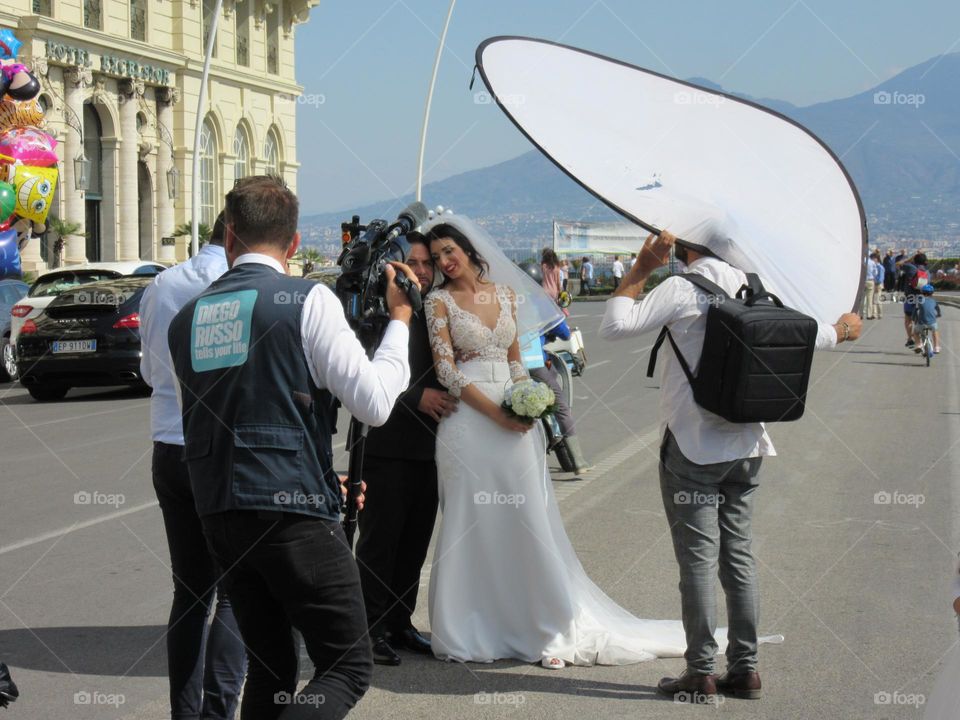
[237,36,249,66]
[131,0,146,41]
[84,0,102,29]
[267,43,278,74]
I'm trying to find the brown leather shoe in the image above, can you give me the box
[657,670,718,702]
[717,670,762,699]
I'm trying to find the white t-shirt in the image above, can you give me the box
[612,260,624,279]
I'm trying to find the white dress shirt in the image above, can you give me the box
[599,256,838,464]
[612,260,624,279]
[140,245,229,444]
[234,253,410,427]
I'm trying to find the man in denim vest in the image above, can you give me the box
[168,176,419,719]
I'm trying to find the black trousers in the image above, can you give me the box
[152,442,246,720]
[202,511,372,720]
[355,456,438,638]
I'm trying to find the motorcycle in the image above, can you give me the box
[539,324,587,473]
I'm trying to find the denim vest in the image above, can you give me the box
[168,263,339,520]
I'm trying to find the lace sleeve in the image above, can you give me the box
[424,293,470,399]
[505,286,529,383]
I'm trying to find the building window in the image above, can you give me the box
[198,120,217,227]
[83,104,103,197]
[266,3,279,74]
[202,0,218,58]
[233,128,250,180]
[32,0,52,16]
[84,0,102,29]
[263,131,278,175]
[131,0,146,40]
[236,0,250,66]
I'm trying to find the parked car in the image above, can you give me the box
[4,261,165,382]
[0,278,29,381]
[16,275,155,401]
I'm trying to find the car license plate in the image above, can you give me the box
[52,339,97,354]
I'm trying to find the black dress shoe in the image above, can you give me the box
[371,636,401,666]
[391,627,433,655]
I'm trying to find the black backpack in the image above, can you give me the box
[646,273,818,423]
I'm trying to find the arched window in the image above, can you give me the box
[198,120,218,227]
[263,130,279,175]
[233,127,250,181]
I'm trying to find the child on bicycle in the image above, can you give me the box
[911,283,941,354]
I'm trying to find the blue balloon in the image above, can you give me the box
[0,30,22,60]
[0,228,22,279]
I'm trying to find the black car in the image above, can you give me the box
[0,278,29,381]
[16,276,153,401]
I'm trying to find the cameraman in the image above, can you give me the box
[356,232,454,665]
[168,175,419,719]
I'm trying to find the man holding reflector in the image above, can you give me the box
[474,34,870,701]
[600,229,860,699]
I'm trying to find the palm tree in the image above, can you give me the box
[46,217,82,268]
[295,246,325,274]
[172,222,213,247]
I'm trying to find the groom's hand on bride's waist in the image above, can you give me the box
[418,389,459,422]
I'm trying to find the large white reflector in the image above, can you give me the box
[476,37,867,324]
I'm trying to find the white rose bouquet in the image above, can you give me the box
[502,379,556,424]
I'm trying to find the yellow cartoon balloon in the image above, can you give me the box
[6,164,57,224]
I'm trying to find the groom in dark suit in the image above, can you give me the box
[357,232,458,665]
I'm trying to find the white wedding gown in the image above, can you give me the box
[424,283,778,665]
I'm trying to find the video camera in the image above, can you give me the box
[334,201,429,549]
[335,201,428,349]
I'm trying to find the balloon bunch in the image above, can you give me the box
[0,29,59,278]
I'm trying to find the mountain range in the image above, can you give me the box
[302,52,960,251]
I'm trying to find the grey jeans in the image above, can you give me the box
[659,428,763,675]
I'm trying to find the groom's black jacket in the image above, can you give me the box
[365,309,442,461]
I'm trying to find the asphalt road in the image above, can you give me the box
[0,300,957,719]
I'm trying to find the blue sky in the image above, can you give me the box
[294,0,960,215]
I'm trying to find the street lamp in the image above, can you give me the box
[73,153,90,191]
[166,162,179,201]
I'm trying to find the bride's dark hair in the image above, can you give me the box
[423,223,491,287]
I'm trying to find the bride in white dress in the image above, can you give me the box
[420,216,732,668]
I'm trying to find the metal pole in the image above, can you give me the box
[415,0,457,202]
[191,0,223,257]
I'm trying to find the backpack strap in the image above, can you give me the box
[646,326,697,382]
[678,272,730,300]
[645,274,722,380]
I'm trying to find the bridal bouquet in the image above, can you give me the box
[502,379,556,424]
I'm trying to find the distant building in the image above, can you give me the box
[2,0,318,271]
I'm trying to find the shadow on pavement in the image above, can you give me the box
[852,360,925,368]
[0,385,150,406]
[368,653,670,702]
[0,625,166,676]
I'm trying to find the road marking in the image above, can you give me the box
[590,359,611,368]
[17,402,152,429]
[0,500,160,556]
[0,431,661,556]
[551,425,660,503]
[630,343,655,355]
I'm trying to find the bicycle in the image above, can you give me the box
[911,309,934,367]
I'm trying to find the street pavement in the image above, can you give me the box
[0,300,957,719]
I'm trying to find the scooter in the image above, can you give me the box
[540,325,587,473]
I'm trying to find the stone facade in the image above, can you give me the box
[1,0,317,269]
